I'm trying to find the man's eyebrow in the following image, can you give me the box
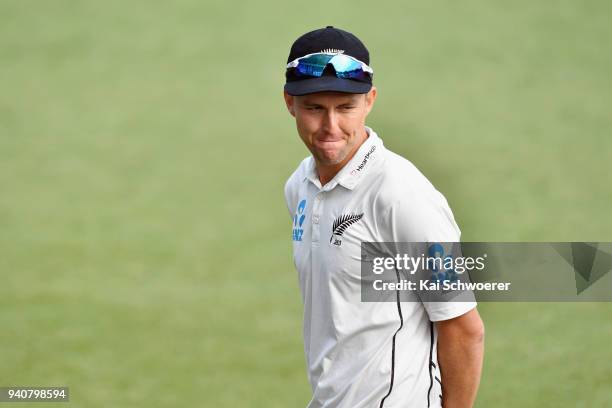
[340,95,362,104]
[301,101,323,106]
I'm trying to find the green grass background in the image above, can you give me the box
[1,0,611,406]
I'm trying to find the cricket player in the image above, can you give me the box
[283,26,484,407]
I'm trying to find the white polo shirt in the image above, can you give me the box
[284,126,476,408]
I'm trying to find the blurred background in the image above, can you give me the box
[1,0,610,407]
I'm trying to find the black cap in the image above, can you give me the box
[284,26,372,96]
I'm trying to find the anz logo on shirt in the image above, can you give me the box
[292,199,307,241]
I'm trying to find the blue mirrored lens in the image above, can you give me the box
[294,54,335,77]
[293,54,371,81]
[329,55,370,81]
[328,55,361,72]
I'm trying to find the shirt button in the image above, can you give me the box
[312,215,319,224]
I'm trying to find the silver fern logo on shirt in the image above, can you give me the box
[330,213,364,246]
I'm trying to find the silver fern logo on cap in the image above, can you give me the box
[330,213,364,246]
[320,48,345,54]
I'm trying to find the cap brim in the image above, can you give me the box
[284,76,372,96]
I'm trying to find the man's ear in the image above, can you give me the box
[283,91,296,117]
[364,86,377,116]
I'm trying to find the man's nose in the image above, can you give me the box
[322,109,340,133]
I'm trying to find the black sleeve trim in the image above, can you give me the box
[427,321,434,407]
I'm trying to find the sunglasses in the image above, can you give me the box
[286,52,374,81]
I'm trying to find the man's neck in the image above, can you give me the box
[316,128,369,186]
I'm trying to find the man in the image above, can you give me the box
[283,26,484,408]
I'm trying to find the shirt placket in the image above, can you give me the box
[311,191,323,244]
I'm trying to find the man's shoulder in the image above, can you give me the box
[374,148,441,199]
[374,147,461,240]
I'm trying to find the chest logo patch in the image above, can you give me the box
[292,199,307,241]
[330,213,364,246]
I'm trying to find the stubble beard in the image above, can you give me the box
[312,144,351,167]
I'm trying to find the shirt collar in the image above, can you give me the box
[303,126,384,191]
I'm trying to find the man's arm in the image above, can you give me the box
[435,308,485,408]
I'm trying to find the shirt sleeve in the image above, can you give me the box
[386,190,461,243]
[386,191,477,321]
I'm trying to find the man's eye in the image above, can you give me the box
[307,107,322,111]
[340,106,355,110]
